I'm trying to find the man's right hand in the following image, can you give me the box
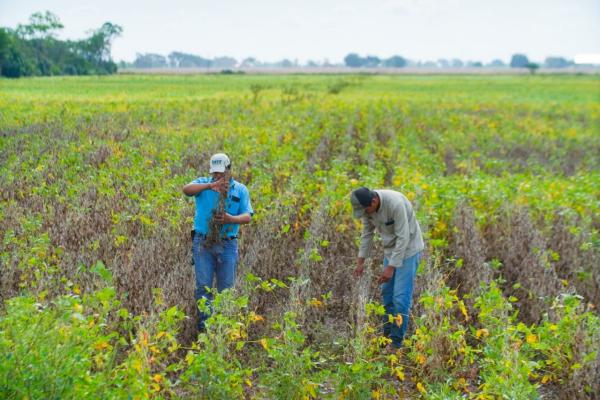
[210,178,229,193]
[353,257,366,277]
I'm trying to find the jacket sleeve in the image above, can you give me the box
[388,202,409,267]
[358,217,375,259]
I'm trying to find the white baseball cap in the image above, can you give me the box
[209,153,231,173]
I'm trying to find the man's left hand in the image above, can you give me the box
[378,266,395,284]
[214,212,233,224]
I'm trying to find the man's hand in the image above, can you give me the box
[353,257,366,277]
[214,212,233,224]
[210,178,229,194]
[377,265,395,284]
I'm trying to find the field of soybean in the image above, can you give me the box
[1,74,599,399]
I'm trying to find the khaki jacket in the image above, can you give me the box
[358,190,424,267]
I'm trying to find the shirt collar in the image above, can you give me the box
[375,190,383,214]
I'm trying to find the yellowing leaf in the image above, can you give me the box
[393,366,405,381]
[308,298,323,308]
[249,312,265,322]
[394,313,403,327]
[259,338,269,350]
[458,301,469,321]
[94,341,109,351]
[132,359,143,373]
[156,331,167,339]
[228,329,242,341]
[186,352,194,366]
[476,328,489,338]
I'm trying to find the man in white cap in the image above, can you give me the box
[183,153,253,330]
[350,187,424,349]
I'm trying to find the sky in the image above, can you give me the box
[1,0,599,64]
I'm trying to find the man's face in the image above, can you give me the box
[212,172,225,181]
[364,197,379,214]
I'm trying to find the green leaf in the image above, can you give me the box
[92,261,112,283]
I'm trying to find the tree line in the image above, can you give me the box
[343,53,574,69]
[0,11,122,78]
[128,52,577,70]
[126,54,306,69]
[0,11,582,77]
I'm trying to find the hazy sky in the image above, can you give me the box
[1,0,599,63]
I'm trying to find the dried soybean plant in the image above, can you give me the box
[205,168,232,246]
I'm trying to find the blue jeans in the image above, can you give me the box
[192,234,239,330]
[381,252,422,347]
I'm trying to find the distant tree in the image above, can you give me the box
[0,28,9,66]
[450,58,464,68]
[278,59,294,68]
[168,52,210,68]
[306,60,319,67]
[12,12,67,75]
[118,60,133,69]
[16,11,64,39]
[168,53,178,68]
[0,28,27,77]
[467,61,483,67]
[488,59,505,67]
[437,59,449,68]
[212,56,237,69]
[344,53,363,68]
[383,55,406,68]
[240,57,258,68]
[544,56,570,68]
[133,53,167,68]
[78,22,122,73]
[510,53,529,68]
[1,12,122,77]
[525,62,539,74]
[343,53,381,67]
[322,58,333,67]
[364,55,381,67]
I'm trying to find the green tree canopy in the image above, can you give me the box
[510,54,529,68]
[1,11,122,78]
